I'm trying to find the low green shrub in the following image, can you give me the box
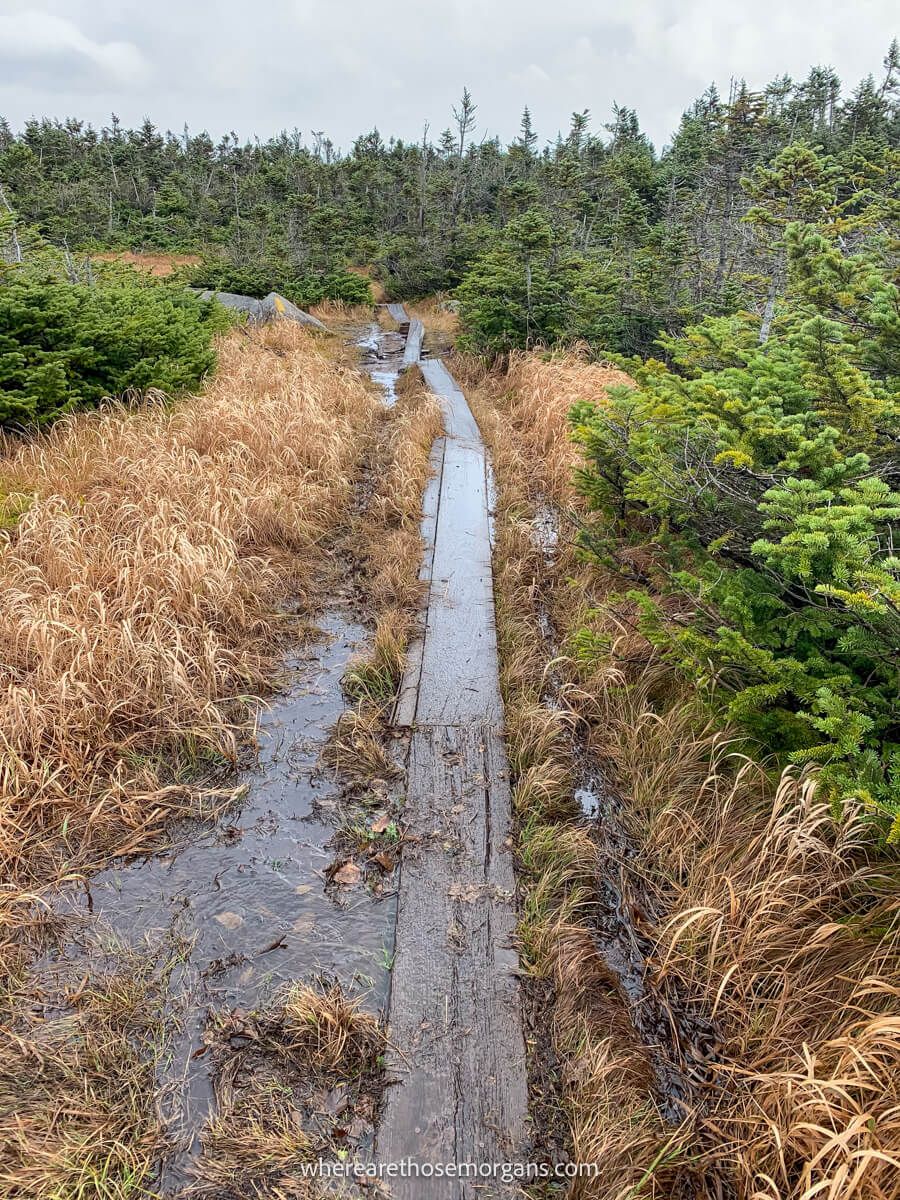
[187,258,371,307]
[0,278,232,427]
[571,212,900,832]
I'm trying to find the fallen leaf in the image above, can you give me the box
[371,851,396,872]
[370,812,391,835]
[332,861,362,886]
[214,911,243,930]
[294,883,313,896]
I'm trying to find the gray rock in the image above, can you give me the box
[194,289,328,330]
[195,289,264,318]
[259,292,328,330]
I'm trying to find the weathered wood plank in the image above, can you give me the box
[376,347,529,1196]
[393,434,445,729]
[403,318,424,366]
[405,360,502,729]
[377,727,527,1194]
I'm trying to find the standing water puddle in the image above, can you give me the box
[31,607,397,1192]
[353,316,410,404]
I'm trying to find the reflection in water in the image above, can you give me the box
[355,320,407,405]
[33,610,397,1191]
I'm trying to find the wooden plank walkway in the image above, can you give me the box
[386,301,424,366]
[376,321,529,1196]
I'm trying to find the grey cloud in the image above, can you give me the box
[0,1,895,149]
[0,9,149,91]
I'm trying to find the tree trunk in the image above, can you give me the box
[759,255,785,344]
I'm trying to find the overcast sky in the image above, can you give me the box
[0,1,896,153]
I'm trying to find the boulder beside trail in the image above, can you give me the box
[196,289,263,317]
[195,289,327,330]
[258,292,328,329]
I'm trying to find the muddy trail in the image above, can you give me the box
[31,610,394,1189]
[21,315,413,1194]
[17,306,702,1198]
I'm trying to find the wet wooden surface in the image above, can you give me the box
[377,315,528,1196]
[402,318,424,366]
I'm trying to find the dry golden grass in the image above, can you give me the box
[187,981,384,1198]
[188,1112,315,1200]
[275,981,384,1072]
[325,705,398,785]
[0,321,430,1199]
[0,945,173,1200]
[338,364,441,716]
[656,771,900,1198]
[343,610,411,706]
[456,349,631,509]
[468,351,900,1200]
[406,296,460,348]
[91,251,201,276]
[0,321,379,940]
[319,363,440,808]
[307,297,374,325]
[376,306,401,333]
[363,370,441,612]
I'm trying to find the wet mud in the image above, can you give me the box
[28,609,397,1190]
[20,317,416,1193]
[353,316,408,405]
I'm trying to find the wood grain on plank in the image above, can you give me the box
[377,338,528,1197]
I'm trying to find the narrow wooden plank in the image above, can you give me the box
[420,359,482,441]
[377,348,529,1196]
[386,301,410,325]
[377,726,527,1195]
[403,318,424,366]
[393,435,445,729]
[407,361,503,728]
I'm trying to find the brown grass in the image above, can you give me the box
[467,351,900,1200]
[0,322,379,948]
[187,982,384,1197]
[91,251,201,276]
[406,296,460,350]
[0,320,432,1199]
[307,297,374,325]
[274,981,384,1071]
[362,374,440,614]
[326,705,398,785]
[376,306,401,333]
[456,349,632,509]
[338,363,441,718]
[0,944,174,1199]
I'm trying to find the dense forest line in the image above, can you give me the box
[2,44,899,354]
